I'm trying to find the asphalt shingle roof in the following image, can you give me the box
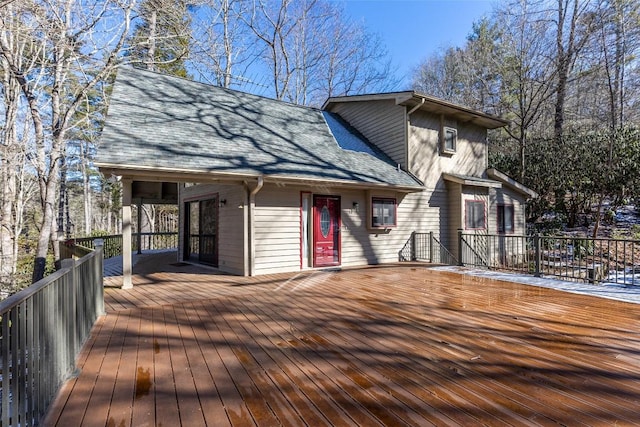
[97,67,422,189]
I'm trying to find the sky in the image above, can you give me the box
[340,0,496,87]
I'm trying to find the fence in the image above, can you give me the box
[73,232,178,259]
[0,242,104,426]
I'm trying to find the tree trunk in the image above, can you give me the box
[0,63,20,287]
[82,142,92,235]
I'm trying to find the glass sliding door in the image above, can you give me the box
[184,196,218,267]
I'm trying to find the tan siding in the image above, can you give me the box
[446,182,462,257]
[328,100,406,168]
[489,187,527,235]
[340,189,445,266]
[253,186,302,274]
[408,110,488,188]
[179,182,448,275]
[179,183,246,275]
[487,187,528,265]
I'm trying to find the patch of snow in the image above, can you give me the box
[432,266,640,305]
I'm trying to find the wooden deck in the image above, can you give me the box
[45,256,640,426]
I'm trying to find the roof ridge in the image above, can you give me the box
[116,65,323,113]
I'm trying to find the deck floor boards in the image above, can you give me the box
[45,262,640,426]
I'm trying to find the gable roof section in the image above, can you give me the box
[442,172,502,188]
[323,91,509,130]
[96,67,422,190]
[487,168,538,198]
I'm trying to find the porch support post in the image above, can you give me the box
[122,178,133,289]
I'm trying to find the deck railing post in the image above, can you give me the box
[61,258,78,374]
[458,229,464,266]
[410,231,416,261]
[94,239,106,316]
[534,233,541,277]
[429,231,434,263]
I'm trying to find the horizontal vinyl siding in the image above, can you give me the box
[408,110,488,187]
[329,100,406,168]
[341,189,445,266]
[248,183,451,274]
[217,185,245,274]
[489,187,527,235]
[447,182,463,257]
[253,186,301,274]
[179,183,245,275]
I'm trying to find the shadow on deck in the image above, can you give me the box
[44,253,640,426]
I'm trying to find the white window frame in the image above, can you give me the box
[441,126,457,154]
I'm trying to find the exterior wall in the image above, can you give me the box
[339,188,443,267]
[446,183,491,259]
[489,186,527,235]
[253,186,302,274]
[250,184,440,275]
[327,99,407,168]
[407,109,488,189]
[179,183,246,275]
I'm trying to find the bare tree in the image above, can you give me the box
[0,0,135,282]
[0,0,43,288]
[246,0,395,105]
[189,0,254,88]
[552,0,596,140]
[495,0,557,179]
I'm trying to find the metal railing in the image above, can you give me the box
[73,232,178,259]
[0,241,104,426]
[458,232,640,285]
[399,232,458,265]
[401,230,640,285]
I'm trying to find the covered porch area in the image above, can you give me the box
[45,254,640,426]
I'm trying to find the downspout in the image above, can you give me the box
[407,98,425,115]
[247,176,264,276]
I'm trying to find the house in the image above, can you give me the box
[96,67,535,287]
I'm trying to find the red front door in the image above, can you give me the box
[313,196,341,267]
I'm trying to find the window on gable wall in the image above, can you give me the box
[371,197,397,228]
[497,205,515,233]
[441,126,457,154]
[465,200,485,230]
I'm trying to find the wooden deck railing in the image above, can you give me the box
[73,232,178,259]
[0,241,104,426]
